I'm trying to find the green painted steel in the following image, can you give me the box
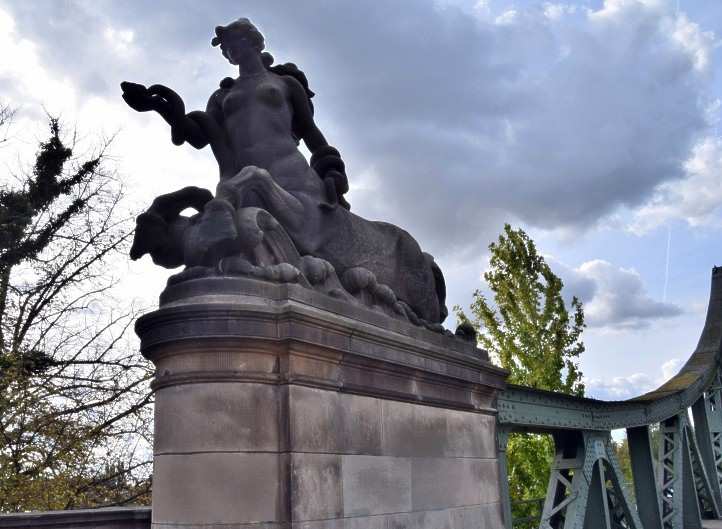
[497,267,722,529]
[703,375,722,495]
[692,395,722,513]
[538,431,641,529]
[627,425,664,529]
[498,427,514,529]
[498,268,722,433]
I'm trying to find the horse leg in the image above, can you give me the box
[216,166,305,232]
[130,186,213,266]
[149,186,214,221]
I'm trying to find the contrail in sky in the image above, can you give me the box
[663,225,671,303]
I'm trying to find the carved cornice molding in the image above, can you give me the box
[137,277,508,412]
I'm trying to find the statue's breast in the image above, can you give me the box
[220,88,246,117]
[220,79,287,117]
[256,82,285,108]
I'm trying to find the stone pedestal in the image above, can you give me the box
[136,277,508,528]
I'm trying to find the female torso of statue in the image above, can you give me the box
[209,71,322,198]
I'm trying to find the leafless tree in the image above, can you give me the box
[0,109,153,511]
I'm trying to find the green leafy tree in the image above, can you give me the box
[458,224,585,527]
[0,108,152,511]
[612,438,633,497]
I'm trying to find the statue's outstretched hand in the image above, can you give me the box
[120,82,159,113]
[121,82,190,146]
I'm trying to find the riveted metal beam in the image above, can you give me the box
[627,425,663,529]
[658,414,704,529]
[539,431,641,529]
[497,427,513,529]
[498,268,722,434]
[496,268,722,528]
[691,393,722,517]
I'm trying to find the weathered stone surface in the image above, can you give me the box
[286,506,503,529]
[339,394,384,454]
[153,522,291,529]
[137,277,507,529]
[411,458,484,510]
[381,400,496,459]
[341,455,411,516]
[344,516,387,529]
[137,277,505,411]
[153,453,281,524]
[385,514,411,529]
[152,345,278,377]
[445,409,497,458]
[479,459,502,505]
[291,520,344,529]
[289,387,383,455]
[409,510,454,529]
[154,382,279,454]
[480,502,505,527]
[290,453,343,521]
[288,386,340,452]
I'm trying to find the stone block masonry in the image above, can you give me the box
[136,277,508,528]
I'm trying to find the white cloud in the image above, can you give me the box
[585,372,656,400]
[631,136,722,233]
[559,258,682,329]
[1,0,720,321]
[585,356,682,400]
[0,5,215,309]
[661,357,683,380]
[0,8,76,114]
[544,3,577,21]
[2,0,717,260]
[104,27,136,56]
[460,253,680,331]
[670,9,714,72]
[305,0,718,255]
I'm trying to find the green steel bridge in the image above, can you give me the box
[496,266,722,529]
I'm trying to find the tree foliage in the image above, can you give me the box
[611,438,633,492]
[458,223,586,526]
[468,224,585,395]
[0,108,152,511]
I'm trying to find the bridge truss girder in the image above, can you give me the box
[496,269,722,529]
[498,375,722,529]
[538,430,642,529]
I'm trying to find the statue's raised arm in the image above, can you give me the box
[123,17,451,331]
[120,81,233,174]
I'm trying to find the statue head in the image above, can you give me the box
[211,18,265,65]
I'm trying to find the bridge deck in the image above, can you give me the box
[703,521,722,528]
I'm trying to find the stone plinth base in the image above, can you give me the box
[136,277,507,528]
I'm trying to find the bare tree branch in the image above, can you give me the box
[0,116,152,512]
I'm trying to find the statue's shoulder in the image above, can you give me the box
[206,78,234,110]
[270,64,315,98]
[219,77,235,90]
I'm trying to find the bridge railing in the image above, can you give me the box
[496,267,722,529]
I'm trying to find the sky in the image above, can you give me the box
[0,0,720,401]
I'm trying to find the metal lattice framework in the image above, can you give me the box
[497,267,722,529]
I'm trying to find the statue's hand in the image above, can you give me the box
[311,146,350,210]
[120,82,160,113]
[121,82,189,145]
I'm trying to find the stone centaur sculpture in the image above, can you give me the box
[122,18,448,328]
